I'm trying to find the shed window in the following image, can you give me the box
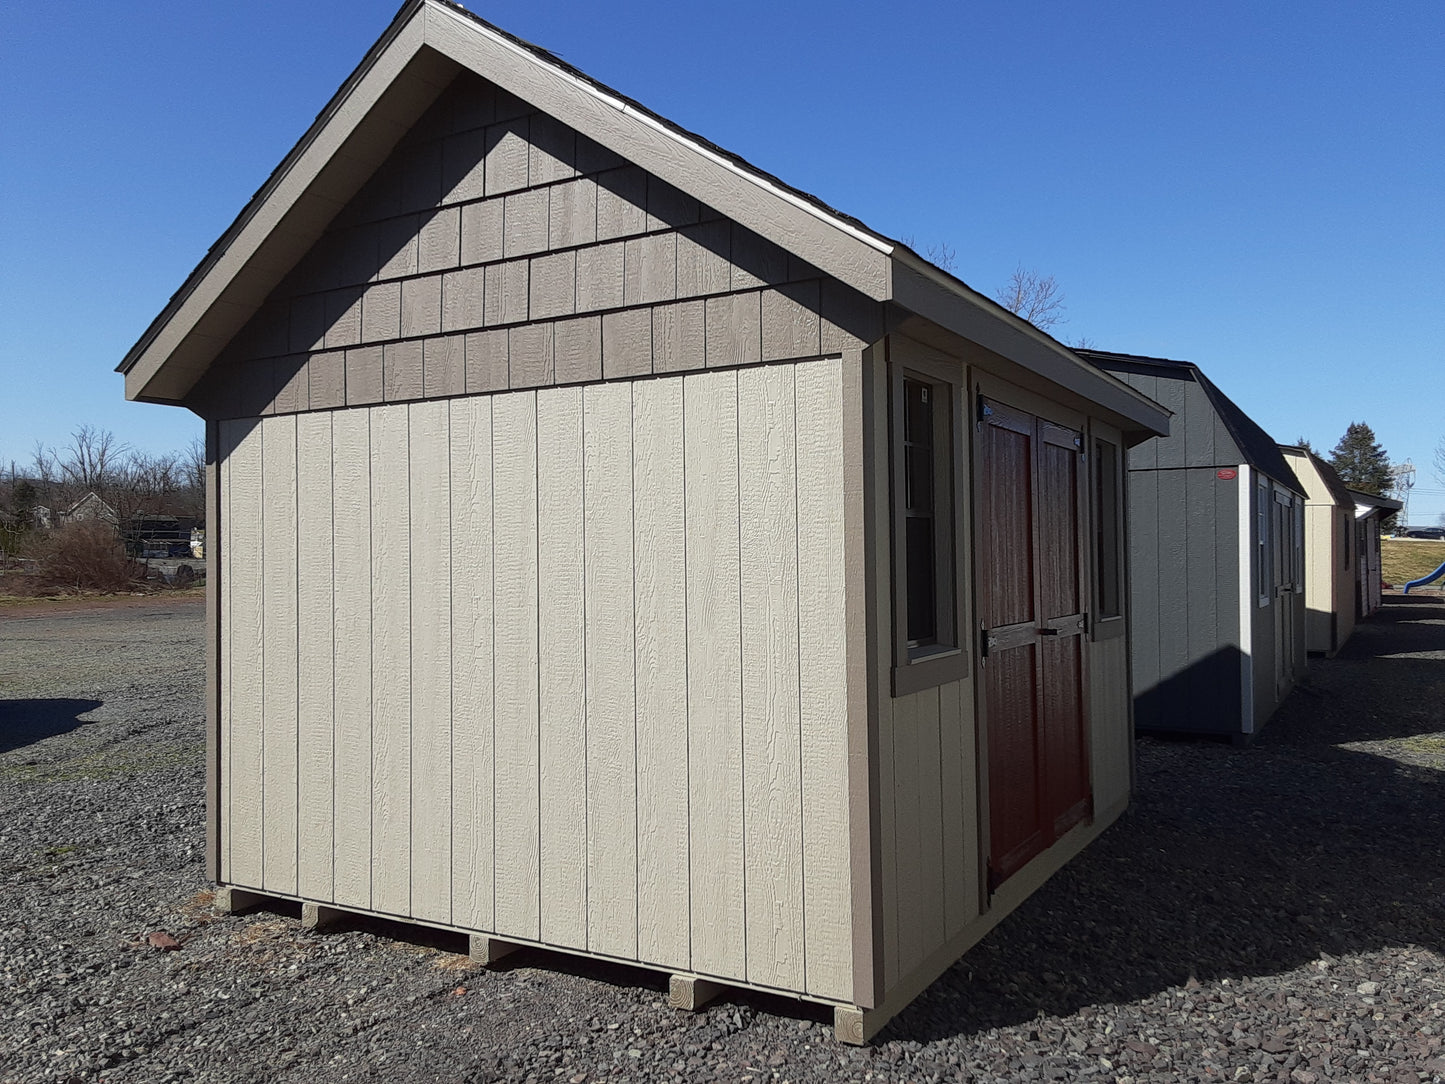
[1093,439,1122,621]
[903,378,938,643]
[889,359,965,696]
[1256,478,1270,606]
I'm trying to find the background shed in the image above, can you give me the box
[1280,446,1358,656]
[1350,489,1403,616]
[120,0,1168,1042]
[1079,350,1307,741]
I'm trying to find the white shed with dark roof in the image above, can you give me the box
[1080,349,1307,742]
[122,0,1168,1041]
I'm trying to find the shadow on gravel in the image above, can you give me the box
[0,698,105,754]
[885,597,1445,1043]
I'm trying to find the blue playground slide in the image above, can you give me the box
[1403,559,1445,593]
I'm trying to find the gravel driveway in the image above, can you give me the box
[2,592,1442,1083]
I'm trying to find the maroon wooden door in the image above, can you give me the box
[978,398,1091,891]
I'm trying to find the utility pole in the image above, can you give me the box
[1391,460,1415,526]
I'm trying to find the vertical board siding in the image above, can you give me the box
[331,410,373,909]
[684,368,746,980]
[449,397,495,929]
[794,357,854,1001]
[409,400,453,924]
[491,391,542,940]
[260,414,299,895]
[537,387,588,950]
[296,413,335,901]
[219,359,854,999]
[632,379,691,966]
[583,383,639,959]
[370,404,412,916]
[738,364,804,992]
[226,419,265,888]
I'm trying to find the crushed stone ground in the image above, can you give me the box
[1,592,1441,1082]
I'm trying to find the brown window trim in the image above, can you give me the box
[888,351,968,698]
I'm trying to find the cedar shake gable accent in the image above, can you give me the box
[119,0,1167,440]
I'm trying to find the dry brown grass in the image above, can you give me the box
[1381,539,1445,587]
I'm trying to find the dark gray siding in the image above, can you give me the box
[1126,462,1242,734]
[1104,364,1252,735]
[185,70,881,421]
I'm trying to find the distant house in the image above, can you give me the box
[1279,447,1357,656]
[1079,350,1307,742]
[117,0,1169,1042]
[59,492,118,526]
[1349,489,1402,616]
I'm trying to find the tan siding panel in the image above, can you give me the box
[508,322,554,389]
[346,345,384,407]
[537,387,588,950]
[410,400,453,924]
[596,165,647,241]
[449,397,495,930]
[261,415,299,895]
[738,365,804,991]
[794,357,853,1001]
[296,412,335,902]
[913,687,946,960]
[491,391,541,939]
[623,233,677,306]
[676,220,731,299]
[331,411,372,910]
[583,382,638,958]
[226,419,265,889]
[938,680,972,938]
[890,692,922,978]
[370,404,412,916]
[632,377,691,967]
[684,369,745,979]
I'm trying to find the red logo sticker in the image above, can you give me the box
[1217,469,1238,480]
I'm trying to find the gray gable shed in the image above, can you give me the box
[1079,350,1307,742]
[122,0,1168,1042]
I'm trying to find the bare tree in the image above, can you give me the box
[996,266,1066,331]
[32,425,128,502]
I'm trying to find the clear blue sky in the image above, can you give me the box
[3,1,1442,520]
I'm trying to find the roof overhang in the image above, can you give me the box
[121,0,1168,443]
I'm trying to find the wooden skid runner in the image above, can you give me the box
[212,887,880,1043]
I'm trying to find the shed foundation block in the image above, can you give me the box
[468,935,520,967]
[301,902,345,931]
[214,886,268,914]
[667,975,723,1011]
[834,1005,887,1045]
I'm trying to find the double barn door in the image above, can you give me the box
[976,397,1092,891]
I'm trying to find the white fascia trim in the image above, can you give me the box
[428,3,894,257]
[1238,463,1255,734]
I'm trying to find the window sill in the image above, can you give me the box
[891,648,970,698]
[1090,616,1126,642]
